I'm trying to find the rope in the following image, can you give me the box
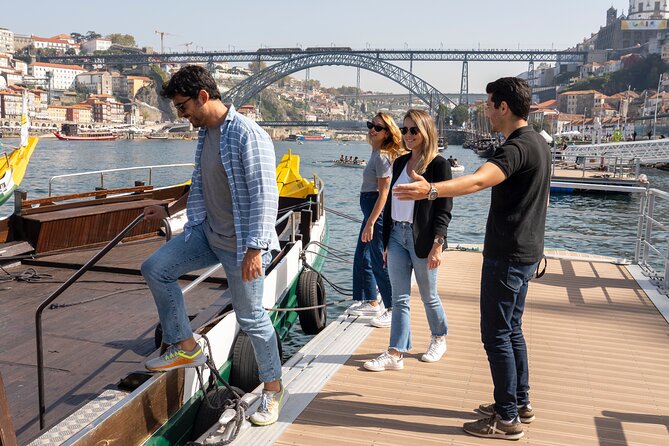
[48,286,148,309]
[324,206,363,224]
[185,333,247,446]
[0,266,53,283]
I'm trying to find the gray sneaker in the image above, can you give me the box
[249,384,286,426]
[463,415,524,440]
[478,402,535,424]
[144,344,206,372]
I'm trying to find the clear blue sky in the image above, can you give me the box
[5,1,629,94]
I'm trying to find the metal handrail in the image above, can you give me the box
[34,173,326,429]
[48,163,195,196]
[35,214,145,429]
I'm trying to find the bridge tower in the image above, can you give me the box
[459,58,469,105]
[528,60,535,88]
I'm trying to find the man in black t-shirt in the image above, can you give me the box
[393,77,550,441]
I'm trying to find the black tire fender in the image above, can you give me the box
[230,330,283,393]
[296,270,327,335]
[190,385,245,441]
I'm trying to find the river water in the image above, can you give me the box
[3,137,669,357]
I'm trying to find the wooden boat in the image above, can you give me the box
[0,150,328,445]
[53,131,118,141]
[145,134,169,140]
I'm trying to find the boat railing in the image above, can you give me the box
[47,164,195,197]
[33,175,325,429]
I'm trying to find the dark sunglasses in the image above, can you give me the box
[400,126,420,136]
[174,97,192,112]
[366,121,387,132]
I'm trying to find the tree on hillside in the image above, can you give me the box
[107,33,137,47]
[247,61,267,73]
[85,31,102,40]
[565,54,668,95]
[450,104,469,126]
[70,32,85,43]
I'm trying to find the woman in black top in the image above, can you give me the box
[363,109,453,372]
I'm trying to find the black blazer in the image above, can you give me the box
[382,153,453,258]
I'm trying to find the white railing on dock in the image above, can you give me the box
[550,181,669,294]
[562,139,669,164]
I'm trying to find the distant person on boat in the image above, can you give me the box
[140,65,284,426]
[353,156,359,164]
[453,158,460,167]
[348,113,402,326]
[340,154,345,162]
[363,109,452,372]
[393,77,550,440]
[447,155,455,167]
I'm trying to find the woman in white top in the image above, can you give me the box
[363,109,453,371]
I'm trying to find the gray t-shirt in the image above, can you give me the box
[201,125,237,252]
[360,150,392,193]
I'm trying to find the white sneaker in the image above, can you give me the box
[363,351,404,372]
[349,301,383,316]
[346,301,363,314]
[421,336,447,362]
[370,308,392,328]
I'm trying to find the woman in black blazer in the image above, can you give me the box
[363,109,453,372]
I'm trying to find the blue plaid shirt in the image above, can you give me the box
[184,104,280,265]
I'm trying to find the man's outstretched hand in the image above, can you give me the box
[392,170,431,201]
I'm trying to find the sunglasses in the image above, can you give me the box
[174,97,192,112]
[400,126,420,136]
[366,121,387,132]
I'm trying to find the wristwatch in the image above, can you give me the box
[427,183,438,201]
[433,237,445,246]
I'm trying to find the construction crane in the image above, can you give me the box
[176,42,194,52]
[154,30,177,53]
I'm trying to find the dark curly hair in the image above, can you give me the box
[485,77,531,120]
[161,65,221,100]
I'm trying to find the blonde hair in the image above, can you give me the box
[401,109,438,175]
[367,112,404,162]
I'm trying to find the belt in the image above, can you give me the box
[393,220,412,227]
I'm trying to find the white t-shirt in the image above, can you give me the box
[391,164,415,223]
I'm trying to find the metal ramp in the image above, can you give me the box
[563,139,669,163]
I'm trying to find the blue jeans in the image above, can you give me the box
[352,192,392,308]
[141,224,282,383]
[387,222,448,352]
[480,257,538,421]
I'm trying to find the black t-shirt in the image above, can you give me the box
[483,126,551,263]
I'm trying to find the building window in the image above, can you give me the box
[639,2,643,12]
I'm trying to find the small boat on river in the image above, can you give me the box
[53,131,118,141]
[0,150,328,445]
[333,159,366,168]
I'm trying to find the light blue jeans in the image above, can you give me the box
[141,223,282,383]
[387,222,448,352]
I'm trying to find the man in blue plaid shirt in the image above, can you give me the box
[141,65,284,426]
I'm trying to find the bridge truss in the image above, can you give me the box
[222,52,458,114]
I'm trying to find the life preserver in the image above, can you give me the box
[296,270,327,335]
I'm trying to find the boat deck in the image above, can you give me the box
[0,236,228,444]
[237,250,669,446]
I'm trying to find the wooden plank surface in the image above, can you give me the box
[0,249,229,443]
[276,251,669,446]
